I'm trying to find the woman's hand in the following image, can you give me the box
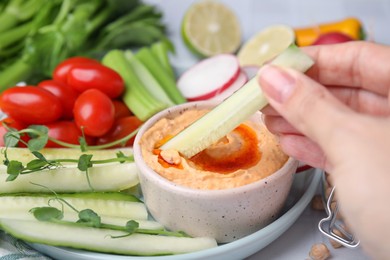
[260,41,390,170]
[258,41,390,259]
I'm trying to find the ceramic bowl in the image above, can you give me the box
[133,101,298,243]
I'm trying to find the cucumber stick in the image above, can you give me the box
[0,147,133,164]
[0,162,139,193]
[3,212,164,230]
[160,45,314,157]
[0,193,148,220]
[0,219,217,256]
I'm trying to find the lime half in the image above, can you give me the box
[181,1,241,57]
[237,25,295,67]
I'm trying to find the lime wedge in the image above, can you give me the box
[181,1,241,57]
[237,25,295,67]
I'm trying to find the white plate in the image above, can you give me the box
[28,168,322,260]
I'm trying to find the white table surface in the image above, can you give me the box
[145,1,390,259]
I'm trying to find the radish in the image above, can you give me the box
[312,32,354,45]
[177,54,240,101]
[210,70,248,102]
[241,65,259,79]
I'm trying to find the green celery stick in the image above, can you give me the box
[124,50,175,106]
[102,50,168,121]
[136,47,186,104]
[150,40,176,80]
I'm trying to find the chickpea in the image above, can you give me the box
[330,229,344,248]
[311,194,325,211]
[309,243,331,260]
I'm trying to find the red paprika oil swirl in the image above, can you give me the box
[153,135,184,170]
[189,124,261,174]
[154,123,261,174]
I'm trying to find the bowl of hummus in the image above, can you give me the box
[133,101,298,243]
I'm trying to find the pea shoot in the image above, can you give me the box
[28,184,189,238]
[1,124,137,191]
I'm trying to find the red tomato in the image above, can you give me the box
[67,63,125,98]
[112,100,133,119]
[53,56,99,84]
[44,121,95,148]
[96,116,143,147]
[0,86,63,124]
[0,117,29,147]
[73,89,115,137]
[38,80,79,119]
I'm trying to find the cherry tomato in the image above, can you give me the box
[0,117,29,147]
[38,80,79,119]
[44,120,95,148]
[67,63,125,98]
[0,86,63,124]
[73,89,115,137]
[112,100,133,119]
[53,56,99,84]
[96,116,143,147]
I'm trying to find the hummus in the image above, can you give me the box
[139,109,288,190]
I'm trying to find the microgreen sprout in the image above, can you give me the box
[28,183,190,238]
[1,123,136,189]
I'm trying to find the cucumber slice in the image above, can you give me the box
[0,147,133,164]
[0,162,139,193]
[0,218,217,256]
[0,193,148,220]
[2,192,140,202]
[3,211,163,230]
[160,45,314,157]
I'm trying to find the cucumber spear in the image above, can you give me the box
[160,45,314,158]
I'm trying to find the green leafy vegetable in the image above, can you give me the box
[30,206,64,221]
[0,0,167,92]
[77,209,101,227]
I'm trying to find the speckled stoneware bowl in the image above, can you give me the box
[133,101,298,243]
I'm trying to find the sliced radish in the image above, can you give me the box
[177,54,240,101]
[210,70,248,102]
[241,65,259,79]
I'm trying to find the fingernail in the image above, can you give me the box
[258,65,296,103]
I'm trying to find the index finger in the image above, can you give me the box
[302,41,390,96]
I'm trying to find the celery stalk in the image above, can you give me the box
[0,59,33,92]
[0,21,34,50]
[0,0,45,33]
[160,45,314,158]
[150,40,176,80]
[102,50,168,121]
[124,50,175,106]
[136,47,186,104]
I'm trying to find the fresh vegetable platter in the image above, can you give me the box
[0,0,367,258]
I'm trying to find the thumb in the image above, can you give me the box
[257,64,353,151]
